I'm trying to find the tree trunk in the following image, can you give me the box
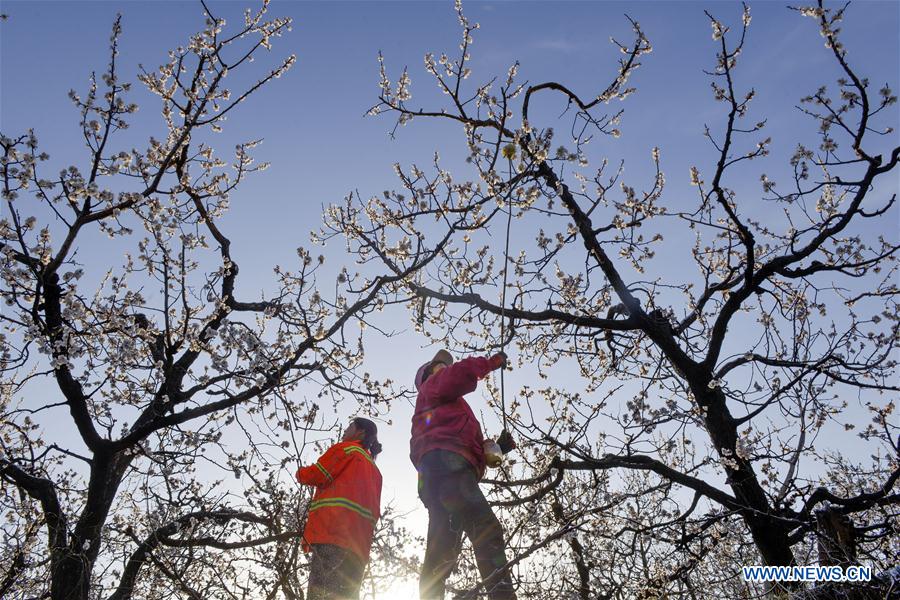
[50,453,131,600]
[694,386,797,567]
[816,508,856,567]
[51,549,93,600]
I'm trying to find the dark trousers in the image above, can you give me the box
[418,450,516,600]
[307,544,365,600]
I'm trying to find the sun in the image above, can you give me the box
[369,578,419,600]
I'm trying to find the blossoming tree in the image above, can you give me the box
[325,1,898,597]
[0,4,418,599]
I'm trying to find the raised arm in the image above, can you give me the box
[296,444,350,488]
[425,354,506,402]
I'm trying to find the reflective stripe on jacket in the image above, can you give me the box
[410,356,494,478]
[296,440,382,562]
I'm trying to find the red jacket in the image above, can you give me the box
[296,440,382,562]
[410,356,497,478]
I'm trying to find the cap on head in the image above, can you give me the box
[414,349,454,390]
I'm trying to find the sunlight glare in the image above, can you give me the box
[372,577,418,600]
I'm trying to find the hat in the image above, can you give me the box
[414,349,454,390]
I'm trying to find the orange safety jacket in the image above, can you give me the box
[296,440,382,562]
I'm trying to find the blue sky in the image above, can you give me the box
[2,1,898,593]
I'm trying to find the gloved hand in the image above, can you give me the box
[489,351,508,371]
[497,429,516,454]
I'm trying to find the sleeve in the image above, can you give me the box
[296,444,351,488]
[425,356,495,403]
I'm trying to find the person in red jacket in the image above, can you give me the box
[412,349,517,600]
[297,417,383,600]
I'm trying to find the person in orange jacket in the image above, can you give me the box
[296,417,383,600]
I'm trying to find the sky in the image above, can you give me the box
[2,1,898,596]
